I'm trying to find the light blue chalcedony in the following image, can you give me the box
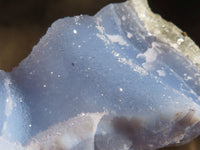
[0,0,200,149]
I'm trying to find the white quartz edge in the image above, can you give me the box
[129,0,200,68]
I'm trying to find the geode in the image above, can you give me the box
[0,0,200,149]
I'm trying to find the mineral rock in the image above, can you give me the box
[0,0,200,149]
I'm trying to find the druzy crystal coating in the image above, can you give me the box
[0,0,200,149]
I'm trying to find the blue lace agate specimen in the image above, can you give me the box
[0,0,200,149]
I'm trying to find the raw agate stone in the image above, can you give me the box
[0,0,200,149]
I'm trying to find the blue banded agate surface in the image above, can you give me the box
[0,0,200,149]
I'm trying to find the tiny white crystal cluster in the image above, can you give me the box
[0,0,200,150]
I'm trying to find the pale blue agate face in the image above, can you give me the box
[0,1,200,150]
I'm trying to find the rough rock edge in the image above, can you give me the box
[129,0,200,68]
[0,112,106,150]
[26,112,106,150]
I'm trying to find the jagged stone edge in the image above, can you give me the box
[129,0,200,68]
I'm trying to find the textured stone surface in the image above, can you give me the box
[0,0,200,149]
